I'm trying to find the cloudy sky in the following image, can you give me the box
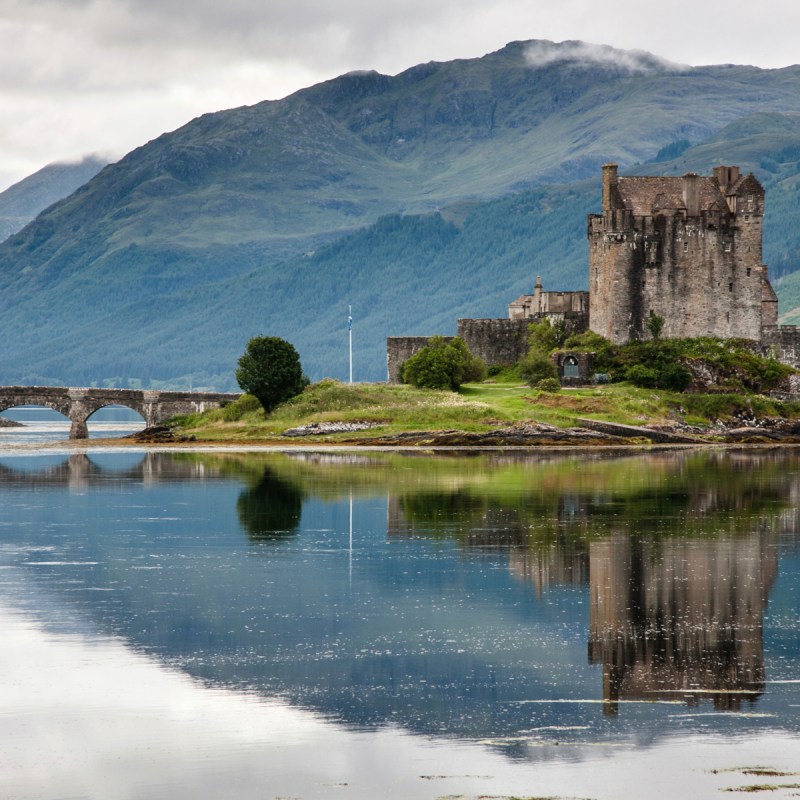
[1,0,799,191]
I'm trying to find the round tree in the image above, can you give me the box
[235,336,309,413]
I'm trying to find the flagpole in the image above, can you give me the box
[349,489,353,586]
[348,305,353,384]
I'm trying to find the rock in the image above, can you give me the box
[0,417,23,428]
[345,423,631,447]
[282,421,382,437]
[125,425,196,443]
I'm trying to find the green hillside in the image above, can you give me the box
[4,185,592,388]
[4,41,800,387]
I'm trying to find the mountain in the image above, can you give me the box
[0,156,106,243]
[4,41,800,388]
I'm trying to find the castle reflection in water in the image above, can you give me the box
[587,532,774,713]
[387,453,799,714]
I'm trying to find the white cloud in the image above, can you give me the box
[523,40,687,72]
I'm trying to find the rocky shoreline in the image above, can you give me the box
[0,417,23,428]
[115,416,800,448]
[343,417,800,447]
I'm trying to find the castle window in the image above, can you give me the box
[683,241,689,252]
[747,267,751,277]
[729,282,733,292]
[747,194,754,203]
[744,214,750,222]
[724,242,732,252]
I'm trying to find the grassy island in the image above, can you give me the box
[167,377,800,446]
[161,334,800,447]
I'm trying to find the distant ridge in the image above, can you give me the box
[0,156,107,243]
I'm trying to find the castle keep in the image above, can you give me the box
[589,164,777,343]
[386,164,799,383]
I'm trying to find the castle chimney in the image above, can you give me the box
[602,164,618,213]
[682,173,699,217]
[713,165,740,193]
[534,275,543,312]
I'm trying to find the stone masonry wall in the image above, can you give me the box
[457,319,530,367]
[387,314,590,383]
[589,166,767,345]
[589,211,764,344]
[761,326,800,368]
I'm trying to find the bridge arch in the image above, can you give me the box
[0,398,71,419]
[84,404,147,439]
[0,387,240,439]
[85,402,147,423]
[84,400,146,420]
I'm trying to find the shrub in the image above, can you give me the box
[535,377,562,393]
[615,337,792,394]
[646,314,665,340]
[401,337,486,391]
[519,351,558,386]
[221,393,263,421]
[235,336,310,413]
[625,363,659,388]
[625,361,692,391]
[659,363,692,391]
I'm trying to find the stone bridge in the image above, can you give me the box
[0,386,240,439]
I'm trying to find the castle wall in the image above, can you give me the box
[589,213,641,342]
[590,211,765,343]
[589,166,767,345]
[761,326,800,368]
[457,318,530,366]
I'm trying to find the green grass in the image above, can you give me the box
[172,378,800,442]
[175,379,500,440]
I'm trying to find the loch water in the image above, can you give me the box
[0,446,798,799]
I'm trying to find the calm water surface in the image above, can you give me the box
[1,404,145,444]
[0,446,798,799]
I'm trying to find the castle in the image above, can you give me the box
[386,165,800,383]
[590,164,777,343]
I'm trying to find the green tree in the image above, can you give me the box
[528,319,567,353]
[401,336,486,390]
[235,336,309,413]
[519,319,564,387]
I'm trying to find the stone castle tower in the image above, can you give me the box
[588,164,778,344]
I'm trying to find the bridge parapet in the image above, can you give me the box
[0,386,241,439]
